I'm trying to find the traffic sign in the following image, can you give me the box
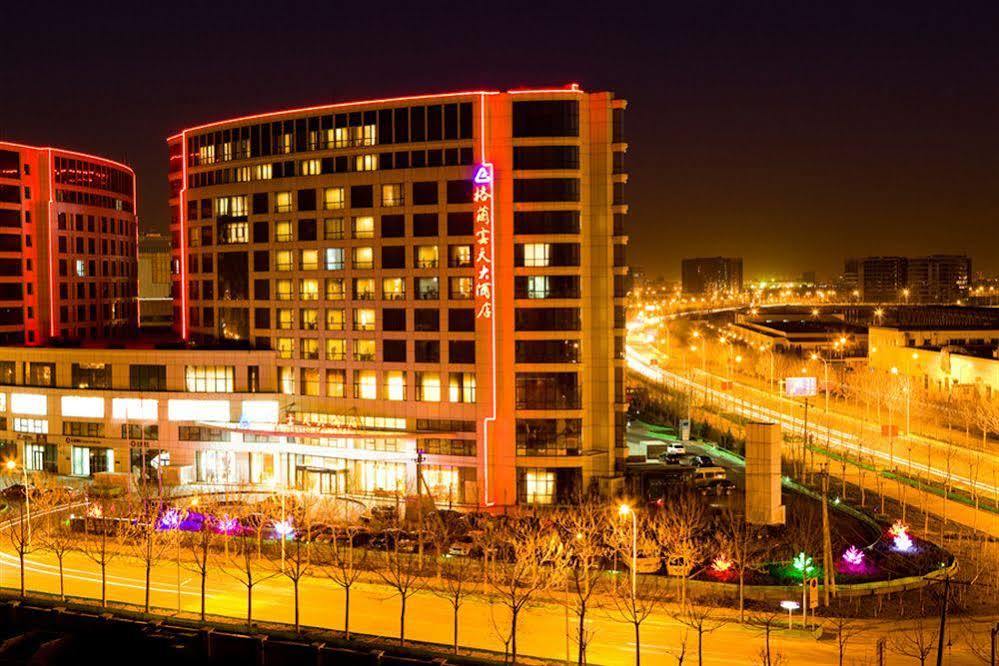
[808,577,819,609]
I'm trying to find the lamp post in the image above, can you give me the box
[5,459,29,545]
[618,504,637,606]
[810,353,830,414]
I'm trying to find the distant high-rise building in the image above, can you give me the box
[856,254,971,303]
[0,141,138,344]
[138,232,173,327]
[858,256,908,302]
[841,258,859,292]
[681,257,743,295]
[907,254,971,304]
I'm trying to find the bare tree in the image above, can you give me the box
[889,617,938,666]
[179,504,217,621]
[718,508,766,622]
[749,612,787,666]
[218,503,279,631]
[651,493,707,606]
[826,615,866,666]
[79,496,130,607]
[432,550,478,654]
[558,502,609,665]
[378,530,427,646]
[38,486,78,601]
[6,485,40,597]
[319,522,368,639]
[489,513,563,663]
[270,497,316,634]
[124,494,171,613]
[673,602,725,666]
[608,574,662,666]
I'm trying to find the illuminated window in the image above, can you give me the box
[385,371,406,401]
[448,244,472,267]
[276,279,293,300]
[381,183,404,207]
[326,338,346,361]
[277,308,294,330]
[416,277,439,300]
[416,372,441,402]
[333,127,351,148]
[216,195,247,217]
[75,260,86,277]
[355,154,378,172]
[198,144,216,164]
[358,125,377,146]
[300,159,321,175]
[253,163,273,180]
[235,166,250,182]
[353,247,374,269]
[221,221,248,244]
[275,220,293,241]
[276,337,294,359]
[326,278,345,300]
[354,339,376,361]
[323,187,345,210]
[382,277,405,300]
[185,366,235,393]
[279,367,295,395]
[449,373,477,403]
[276,250,294,271]
[301,338,319,360]
[527,275,550,299]
[300,368,320,396]
[324,217,344,239]
[523,243,551,267]
[112,398,157,421]
[300,279,320,301]
[275,191,292,213]
[325,308,345,330]
[280,133,292,154]
[353,308,376,331]
[300,308,318,330]
[524,469,555,505]
[326,369,346,397]
[14,418,47,434]
[325,248,344,270]
[11,393,47,415]
[167,399,229,422]
[61,396,105,418]
[353,278,376,299]
[356,370,377,399]
[301,249,319,270]
[353,216,375,239]
[416,245,439,269]
[449,277,473,300]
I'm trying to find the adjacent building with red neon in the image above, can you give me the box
[167,85,629,506]
[0,142,138,345]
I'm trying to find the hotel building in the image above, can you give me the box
[166,85,629,507]
[0,142,138,345]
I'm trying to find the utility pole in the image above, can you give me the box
[802,398,810,481]
[936,575,950,666]
[990,621,998,666]
[876,638,885,666]
[415,449,425,566]
[820,465,836,604]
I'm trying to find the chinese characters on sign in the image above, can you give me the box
[473,163,494,319]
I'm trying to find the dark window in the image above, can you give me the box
[297,189,317,211]
[253,221,269,243]
[448,340,475,364]
[383,308,407,331]
[129,364,166,390]
[413,213,438,237]
[411,107,425,141]
[72,363,111,389]
[515,372,581,409]
[298,218,317,241]
[515,340,581,363]
[381,214,405,237]
[381,246,406,269]
[514,178,580,202]
[254,279,270,299]
[443,104,458,140]
[252,193,268,214]
[427,105,442,141]
[513,146,580,170]
[512,100,579,137]
[218,252,248,300]
[394,108,409,142]
[0,151,19,178]
[448,308,475,332]
[0,185,20,204]
[415,340,440,363]
[253,251,269,271]
[254,308,270,329]
[412,181,438,206]
[414,308,440,332]
[446,179,473,204]
[514,211,581,235]
[351,185,373,208]
[383,339,407,362]
[515,307,581,331]
[447,213,473,236]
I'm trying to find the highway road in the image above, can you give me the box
[0,545,986,665]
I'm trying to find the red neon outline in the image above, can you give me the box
[170,90,502,137]
[46,149,56,339]
[177,133,188,340]
[478,93,497,507]
[0,141,135,176]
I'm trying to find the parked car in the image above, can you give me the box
[448,535,476,557]
[665,441,686,455]
[360,505,399,525]
[699,479,736,496]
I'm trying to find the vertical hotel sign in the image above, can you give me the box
[473,163,494,319]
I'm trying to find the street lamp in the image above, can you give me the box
[5,459,29,545]
[618,504,637,605]
[810,352,830,413]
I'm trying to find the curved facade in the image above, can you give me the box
[0,142,138,345]
[167,85,629,507]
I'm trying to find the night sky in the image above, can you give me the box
[3,1,998,281]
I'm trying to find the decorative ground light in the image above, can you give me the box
[888,520,917,553]
[838,545,872,575]
[775,551,822,583]
[792,552,815,576]
[708,554,736,581]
